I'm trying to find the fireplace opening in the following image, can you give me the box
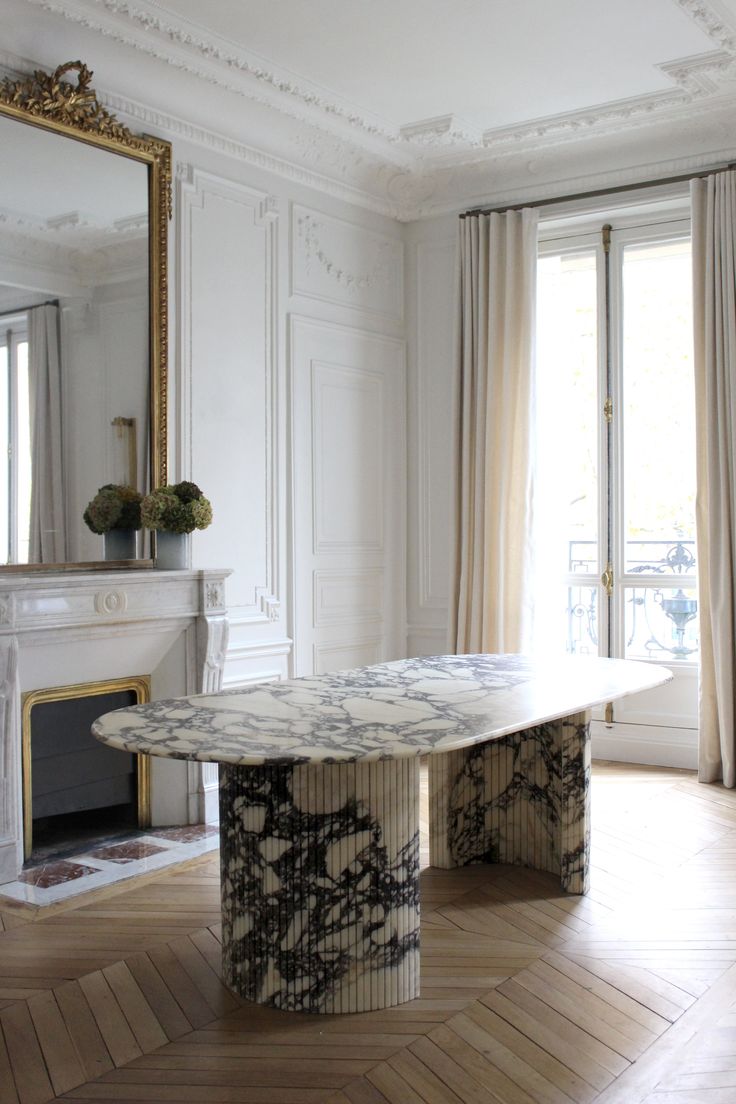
[22,676,151,862]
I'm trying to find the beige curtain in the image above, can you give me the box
[692,171,736,786]
[28,303,66,563]
[450,208,539,655]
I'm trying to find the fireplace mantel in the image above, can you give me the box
[0,567,231,884]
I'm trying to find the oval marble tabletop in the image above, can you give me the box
[92,653,672,766]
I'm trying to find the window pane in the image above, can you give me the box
[624,584,699,662]
[537,251,599,576]
[622,240,695,577]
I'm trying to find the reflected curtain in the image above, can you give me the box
[449,208,539,654]
[28,303,66,563]
[692,171,736,786]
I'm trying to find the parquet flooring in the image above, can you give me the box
[2,762,736,1103]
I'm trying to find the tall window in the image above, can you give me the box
[535,217,697,699]
[0,313,32,563]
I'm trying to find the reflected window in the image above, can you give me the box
[0,312,31,563]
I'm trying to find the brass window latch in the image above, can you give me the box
[601,563,614,597]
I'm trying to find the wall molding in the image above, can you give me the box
[15,1,736,219]
[291,203,404,321]
[177,165,280,628]
[414,238,455,614]
[311,359,385,556]
[591,719,698,770]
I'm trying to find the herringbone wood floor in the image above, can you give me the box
[2,762,736,1104]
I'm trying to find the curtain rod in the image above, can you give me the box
[0,299,58,318]
[461,161,736,218]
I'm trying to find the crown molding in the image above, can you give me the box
[23,0,410,162]
[24,0,736,157]
[11,0,736,220]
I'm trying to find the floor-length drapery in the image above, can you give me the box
[692,171,736,786]
[28,303,66,563]
[450,209,539,654]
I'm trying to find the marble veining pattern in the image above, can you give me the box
[428,711,591,894]
[91,654,670,1013]
[219,758,420,1013]
[92,653,670,766]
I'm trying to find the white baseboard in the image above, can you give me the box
[591,719,697,770]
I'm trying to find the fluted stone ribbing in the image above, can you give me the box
[428,710,591,894]
[219,757,420,1013]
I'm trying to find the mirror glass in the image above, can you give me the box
[0,112,151,565]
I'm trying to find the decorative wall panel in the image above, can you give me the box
[290,316,405,677]
[312,361,384,554]
[313,568,384,626]
[291,204,403,321]
[178,167,280,629]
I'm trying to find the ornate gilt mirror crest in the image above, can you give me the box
[0,61,170,569]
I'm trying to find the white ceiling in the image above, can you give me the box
[7,0,736,217]
[151,0,715,133]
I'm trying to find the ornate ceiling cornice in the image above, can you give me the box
[16,0,736,219]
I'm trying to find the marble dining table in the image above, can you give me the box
[92,652,671,1015]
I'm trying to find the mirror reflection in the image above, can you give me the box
[0,113,150,565]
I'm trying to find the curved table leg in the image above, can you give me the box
[219,757,420,1013]
[428,710,591,894]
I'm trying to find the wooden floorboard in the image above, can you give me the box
[1,763,736,1103]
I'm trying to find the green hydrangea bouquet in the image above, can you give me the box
[140,481,213,534]
[83,484,143,533]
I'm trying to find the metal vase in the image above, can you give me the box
[103,528,136,561]
[155,530,189,570]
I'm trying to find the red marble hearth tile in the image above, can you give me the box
[150,825,219,843]
[85,841,168,864]
[18,860,98,888]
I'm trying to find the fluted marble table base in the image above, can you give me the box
[93,653,672,1015]
[219,758,420,1013]
[218,712,591,1013]
[428,710,591,894]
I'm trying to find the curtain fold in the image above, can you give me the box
[449,208,539,655]
[28,303,66,564]
[692,171,736,786]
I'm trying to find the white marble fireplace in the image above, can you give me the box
[0,567,230,885]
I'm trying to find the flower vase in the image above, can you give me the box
[104,528,136,561]
[155,531,189,570]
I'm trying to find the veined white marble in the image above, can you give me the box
[93,653,670,1014]
[93,653,671,765]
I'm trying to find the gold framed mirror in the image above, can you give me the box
[0,60,170,570]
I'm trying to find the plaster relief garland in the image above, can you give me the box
[296,213,394,294]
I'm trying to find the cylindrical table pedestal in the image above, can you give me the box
[219,757,420,1013]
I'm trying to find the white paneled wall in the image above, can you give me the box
[405,217,457,658]
[173,152,405,685]
[179,167,282,683]
[290,316,405,675]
